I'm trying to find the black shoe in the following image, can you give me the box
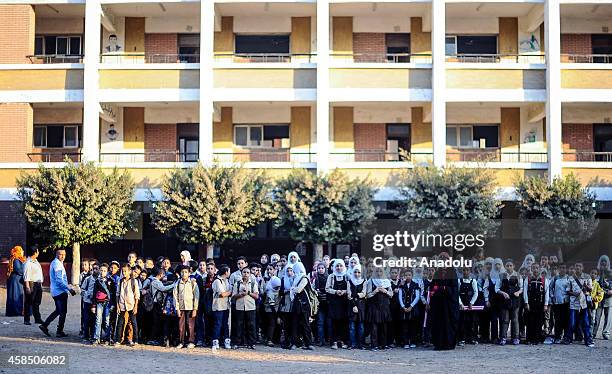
[24,321,31,325]
[35,319,44,324]
[56,332,68,338]
[39,325,50,336]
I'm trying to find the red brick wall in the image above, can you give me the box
[561,34,591,55]
[353,33,386,62]
[354,123,386,161]
[562,123,593,161]
[144,123,177,161]
[0,5,34,64]
[0,202,27,260]
[0,103,33,162]
[144,33,178,61]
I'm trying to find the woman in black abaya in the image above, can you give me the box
[429,258,460,351]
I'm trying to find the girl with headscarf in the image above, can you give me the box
[598,255,611,273]
[313,262,331,346]
[325,259,349,349]
[521,254,536,271]
[262,265,281,346]
[5,246,26,317]
[594,256,611,340]
[287,251,306,279]
[365,266,393,350]
[347,264,366,349]
[429,260,460,350]
[483,258,505,343]
[180,250,192,267]
[278,264,296,349]
[347,256,361,279]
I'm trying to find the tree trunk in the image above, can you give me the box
[206,243,215,259]
[314,243,323,262]
[198,244,206,261]
[71,242,81,286]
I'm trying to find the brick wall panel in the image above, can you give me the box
[561,34,592,61]
[353,33,386,62]
[145,123,177,161]
[0,5,34,64]
[144,33,178,62]
[0,103,33,162]
[562,123,593,161]
[354,123,386,161]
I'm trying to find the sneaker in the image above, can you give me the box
[371,347,378,352]
[224,339,231,350]
[176,343,184,349]
[289,345,297,350]
[39,325,50,337]
[561,339,571,345]
[266,340,274,347]
[543,337,554,345]
[91,340,100,345]
[56,332,68,338]
[403,344,410,349]
[127,341,136,347]
[512,339,520,345]
[247,345,255,350]
[341,343,348,349]
[24,321,31,325]
[232,345,239,350]
[410,344,417,348]
[587,342,595,348]
[331,342,338,350]
[458,341,465,347]
[109,342,116,347]
[212,340,219,352]
[302,346,314,350]
[499,338,506,346]
[554,338,562,344]
[603,335,609,340]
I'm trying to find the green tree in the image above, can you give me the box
[150,163,273,258]
[273,169,376,260]
[17,161,136,285]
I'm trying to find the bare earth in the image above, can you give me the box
[0,288,610,374]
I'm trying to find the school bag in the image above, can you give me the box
[142,278,156,312]
[303,281,320,318]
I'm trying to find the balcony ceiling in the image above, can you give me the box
[561,4,612,18]
[103,2,200,17]
[446,3,540,18]
[216,3,315,16]
[330,3,430,16]
[34,4,85,18]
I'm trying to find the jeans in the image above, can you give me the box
[42,292,68,333]
[93,302,111,342]
[195,308,206,343]
[565,308,592,344]
[553,303,570,340]
[500,307,519,340]
[23,282,42,323]
[593,304,611,338]
[82,302,93,339]
[212,309,229,342]
[349,321,364,347]
[234,310,256,346]
[317,308,332,344]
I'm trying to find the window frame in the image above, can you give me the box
[32,125,80,149]
[63,125,79,148]
[33,125,47,148]
[34,35,82,56]
[233,124,290,148]
[446,124,500,149]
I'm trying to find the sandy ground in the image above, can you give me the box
[1,288,611,374]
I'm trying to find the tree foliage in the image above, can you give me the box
[150,163,274,245]
[273,169,376,244]
[16,161,136,248]
[398,166,501,220]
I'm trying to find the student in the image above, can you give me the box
[399,268,421,349]
[325,259,349,349]
[366,266,393,351]
[429,259,460,351]
[287,251,307,278]
[173,265,199,348]
[347,264,366,349]
[496,260,522,345]
[91,263,116,345]
[389,268,402,347]
[127,252,137,269]
[458,267,479,346]
[589,268,605,339]
[113,264,140,347]
[421,266,435,347]
[313,262,331,346]
[229,257,250,344]
[523,264,549,345]
[232,267,259,349]
[195,261,216,347]
[78,259,90,337]
[594,268,611,340]
[211,265,232,352]
[484,258,504,344]
[147,267,177,346]
[23,246,44,325]
[262,265,281,346]
[260,254,269,267]
[80,262,99,342]
[279,263,298,349]
[550,264,570,343]
[563,265,594,347]
[290,264,314,350]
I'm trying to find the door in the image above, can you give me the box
[593,124,612,161]
[386,124,411,161]
[385,33,410,62]
[592,35,612,63]
[179,137,199,162]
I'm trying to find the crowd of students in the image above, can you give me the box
[9,246,612,351]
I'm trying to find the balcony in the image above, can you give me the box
[446,53,545,64]
[214,53,315,64]
[100,53,200,64]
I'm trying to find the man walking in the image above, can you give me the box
[40,249,76,337]
[23,246,44,325]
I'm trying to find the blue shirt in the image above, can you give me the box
[49,258,70,297]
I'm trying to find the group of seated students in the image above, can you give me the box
[75,250,611,351]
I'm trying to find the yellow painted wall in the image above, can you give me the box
[34,108,82,124]
[214,69,316,89]
[330,68,431,88]
[124,17,145,54]
[123,107,144,149]
[332,17,353,55]
[290,106,310,150]
[291,17,311,55]
[410,17,431,62]
[333,107,354,149]
[99,70,199,89]
[561,70,612,89]
[499,17,518,62]
[562,168,612,185]
[335,168,404,187]
[411,107,432,150]
[0,70,83,90]
[213,107,233,149]
[214,17,234,54]
[446,69,545,89]
[500,107,520,150]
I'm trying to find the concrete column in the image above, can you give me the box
[199,0,215,164]
[316,0,330,173]
[82,0,101,162]
[431,0,446,167]
[545,0,562,182]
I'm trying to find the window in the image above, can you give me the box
[385,34,410,62]
[235,35,290,54]
[32,125,81,148]
[34,36,44,55]
[447,125,499,148]
[35,35,82,55]
[386,124,411,151]
[447,35,497,55]
[178,34,200,63]
[179,137,199,162]
[234,124,290,148]
[445,36,457,55]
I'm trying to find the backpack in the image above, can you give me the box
[303,280,320,318]
[142,278,156,312]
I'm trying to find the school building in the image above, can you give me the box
[0,0,611,262]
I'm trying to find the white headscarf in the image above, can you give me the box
[271,253,280,263]
[265,275,281,292]
[331,259,347,278]
[598,255,611,273]
[288,251,306,278]
[491,258,505,279]
[521,254,535,270]
[180,250,192,266]
[371,266,391,288]
[347,256,361,277]
[349,264,365,286]
[282,263,296,290]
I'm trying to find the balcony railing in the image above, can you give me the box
[331,53,433,64]
[213,53,316,63]
[27,152,82,162]
[100,53,200,64]
[100,152,199,163]
[446,54,546,64]
[447,149,548,163]
[329,150,433,163]
[213,150,315,163]
[563,151,612,162]
[27,54,84,64]
[561,54,612,64]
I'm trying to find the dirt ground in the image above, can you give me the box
[1,288,611,374]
